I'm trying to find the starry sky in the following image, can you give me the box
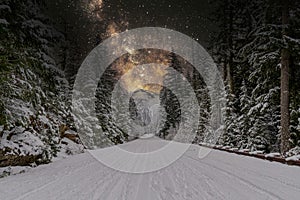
[100,0,216,92]
[47,0,216,52]
[46,0,216,92]
[102,0,215,46]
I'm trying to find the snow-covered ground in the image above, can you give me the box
[0,137,300,200]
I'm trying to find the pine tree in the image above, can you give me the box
[95,68,129,146]
[211,0,286,152]
[0,0,81,166]
[159,52,182,139]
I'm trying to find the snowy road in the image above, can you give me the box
[1,137,300,200]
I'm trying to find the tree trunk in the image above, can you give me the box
[227,0,234,95]
[280,0,290,155]
[226,62,234,95]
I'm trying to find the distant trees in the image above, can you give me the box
[159,53,182,139]
[159,52,210,143]
[95,68,129,145]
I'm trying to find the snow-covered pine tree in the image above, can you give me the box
[218,84,239,147]
[0,0,82,167]
[237,0,300,153]
[95,67,129,146]
[159,52,182,139]
[211,0,293,152]
[191,67,211,144]
[210,0,257,148]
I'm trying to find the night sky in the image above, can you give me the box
[104,0,215,44]
[45,0,216,90]
[100,0,215,93]
[47,0,215,57]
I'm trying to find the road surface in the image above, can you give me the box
[1,137,300,200]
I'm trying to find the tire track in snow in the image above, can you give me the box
[150,173,177,200]
[184,155,283,200]
[179,159,227,199]
[91,169,124,200]
[151,170,178,200]
[207,156,300,191]
[13,161,97,200]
